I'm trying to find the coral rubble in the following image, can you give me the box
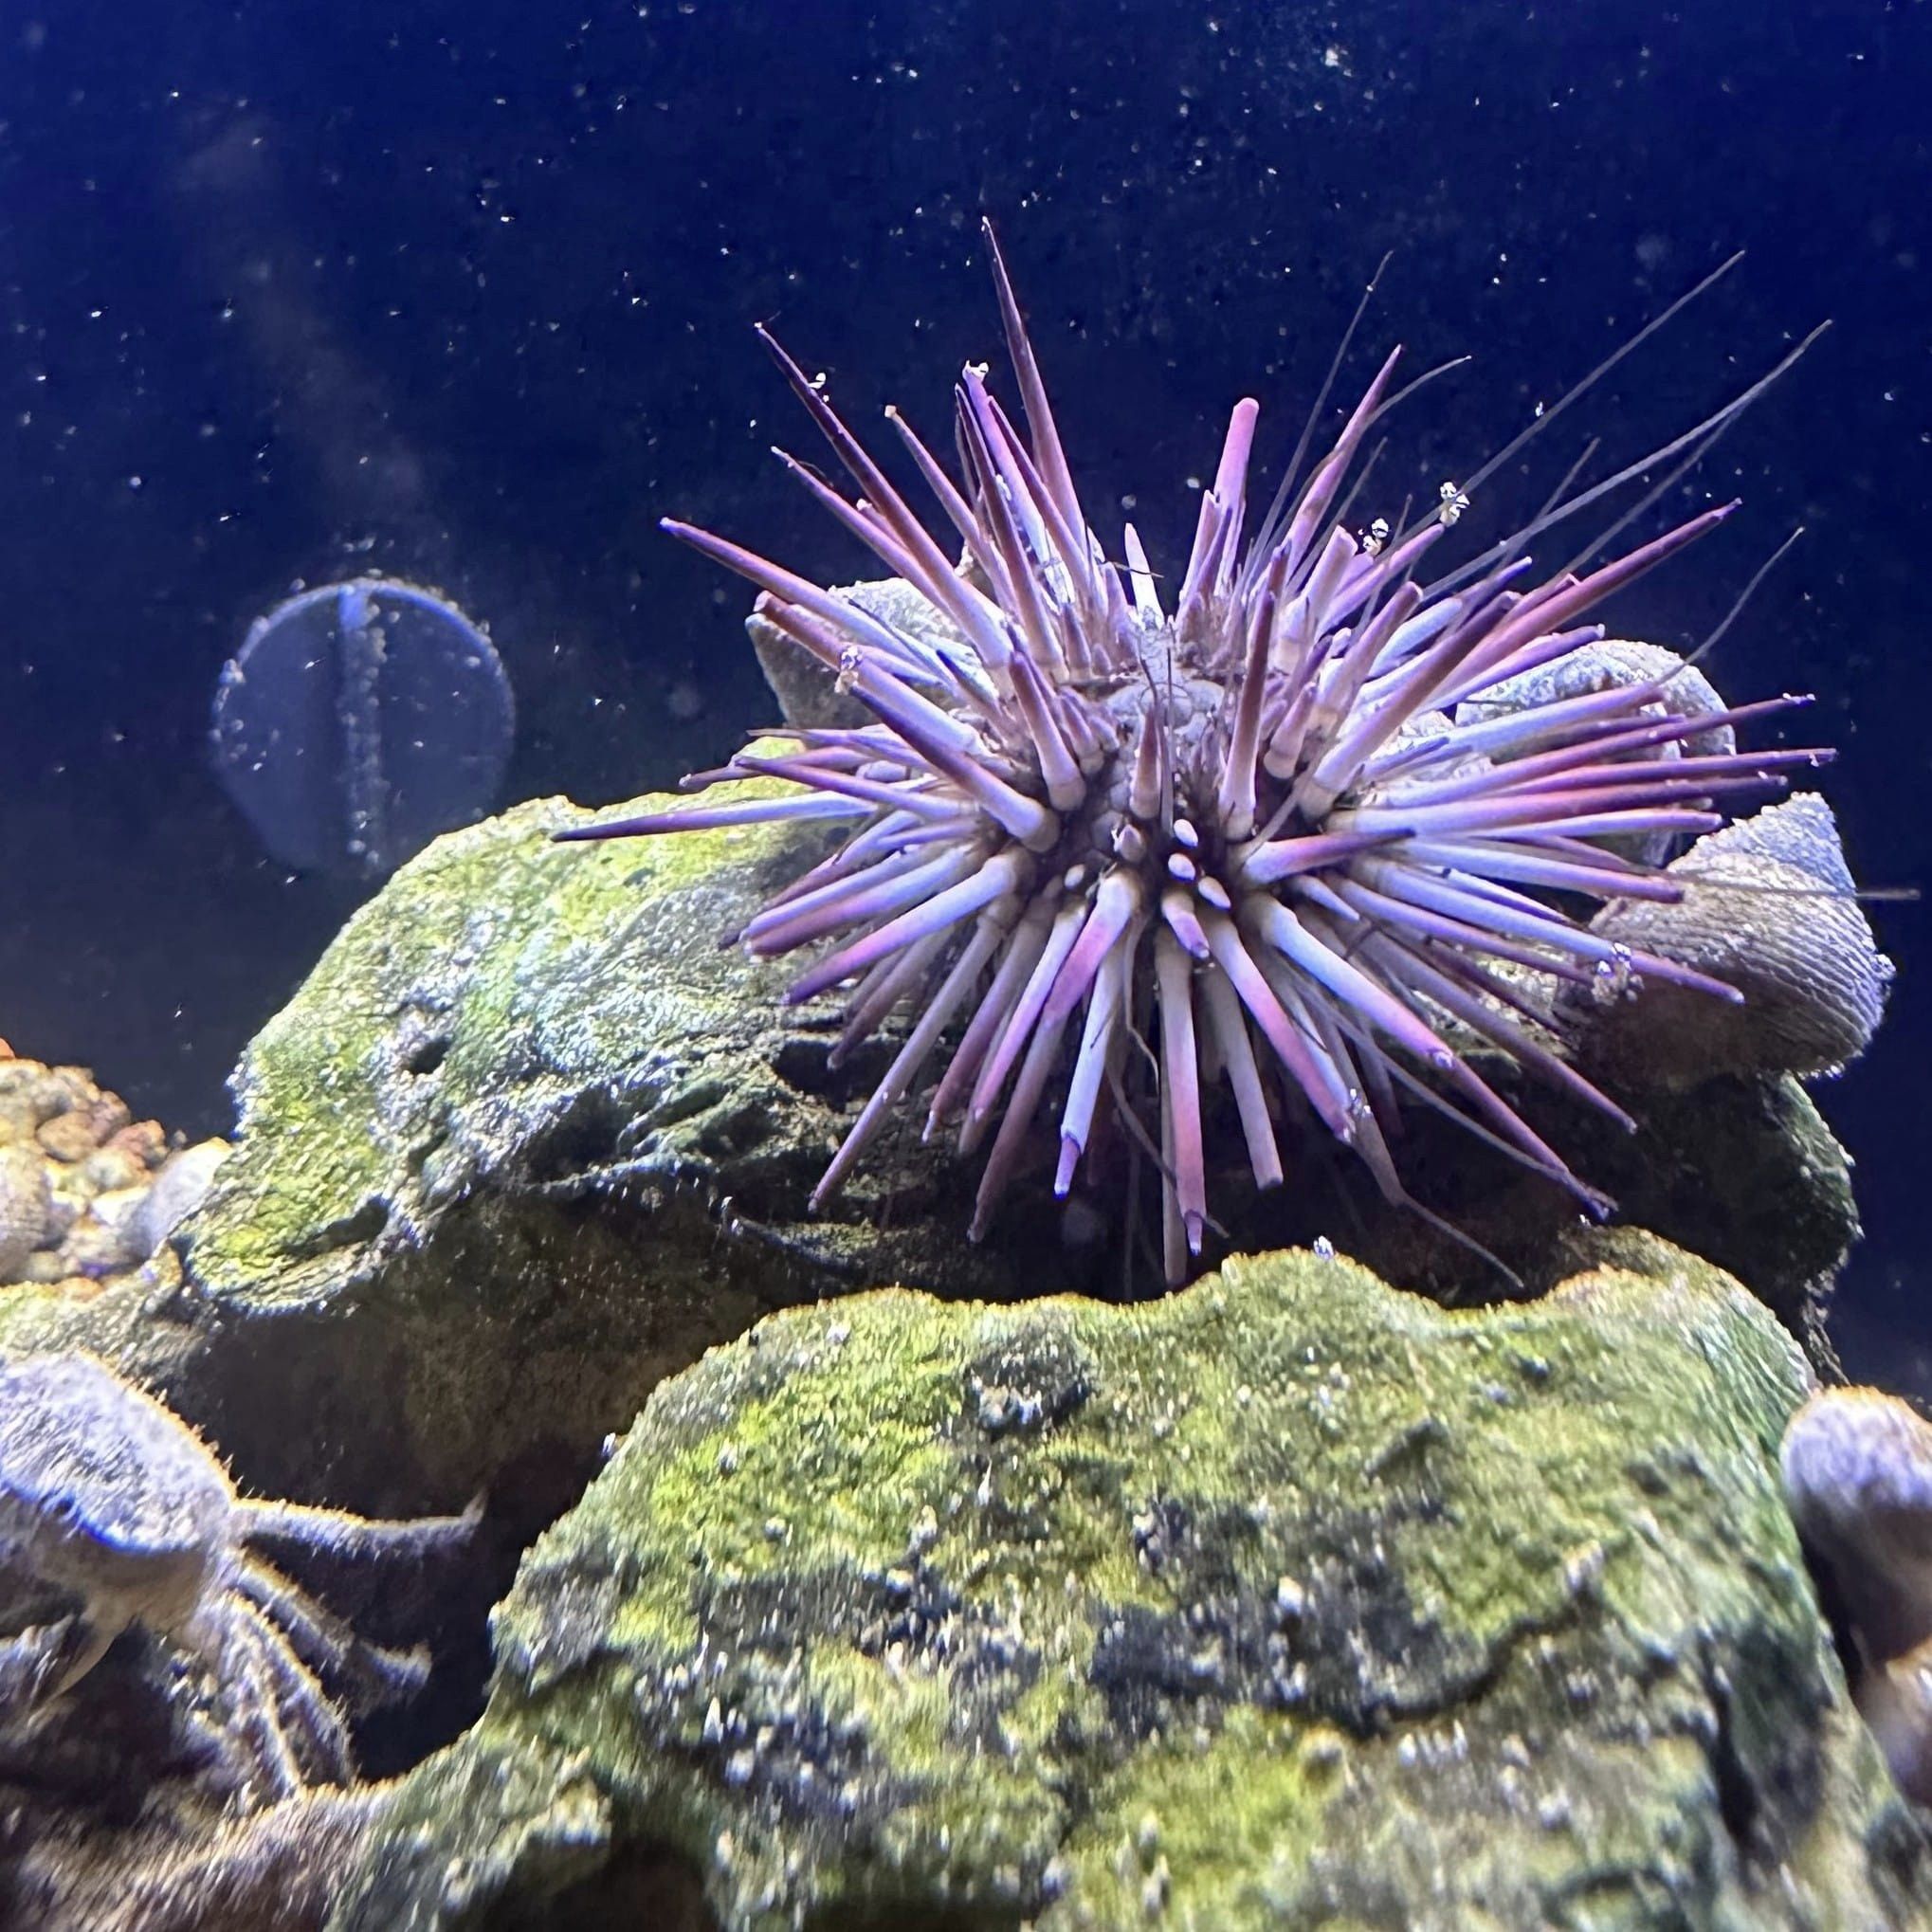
[0,1054,225,1298]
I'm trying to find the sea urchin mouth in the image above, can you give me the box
[561,224,1828,1284]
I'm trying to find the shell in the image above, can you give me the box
[1560,793,1891,1086]
[0,1146,52,1280]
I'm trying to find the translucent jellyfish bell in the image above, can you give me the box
[210,575,515,880]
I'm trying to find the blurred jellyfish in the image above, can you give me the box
[210,575,515,880]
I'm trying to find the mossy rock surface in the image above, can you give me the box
[184,793,806,1308]
[337,1243,1930,1932]
[0,787,1110,1519]
[0,790,949,1512]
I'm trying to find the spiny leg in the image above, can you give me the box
[171,1663,289,1802]
[227,1593,356,1785]
[238,1492,480,1563]
[230,1552,430,1712]
[217,1611,305,1802]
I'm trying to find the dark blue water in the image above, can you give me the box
[0,1,1925,1375]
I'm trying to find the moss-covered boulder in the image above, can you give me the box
[336,1243,1930,1931]
[183,793,829,1314]
[0,793,920,1515]
[0,786,1109,1520]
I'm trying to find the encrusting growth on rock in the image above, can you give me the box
[337,1244,1930,1931]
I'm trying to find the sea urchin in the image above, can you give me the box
[563,227,1827,1283]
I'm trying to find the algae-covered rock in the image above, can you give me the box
[181,793,816,1313]
[337,1243,1931,1931]
[0,789,1103,1513]
[0,794,921,1521]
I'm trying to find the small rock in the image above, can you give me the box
[0,1146,52,1278]
[126,1139,231,1260]
[1784,1386,1932,1804]
[37,1109,100,1164]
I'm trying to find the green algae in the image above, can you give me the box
[187,790,804,1304]
[337,1243,1930,1931]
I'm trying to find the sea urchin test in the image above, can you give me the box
[561,227,1828,1283]
[212,575,516,881]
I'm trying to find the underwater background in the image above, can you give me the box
[0,0,1926,1374]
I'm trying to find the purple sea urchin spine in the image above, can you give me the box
[562,226,1830,1282]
